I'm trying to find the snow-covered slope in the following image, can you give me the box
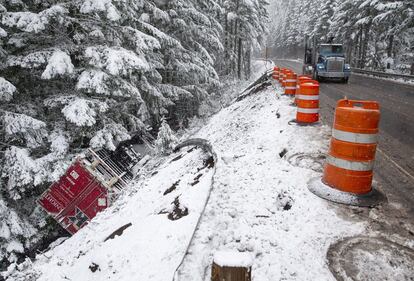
[176,80,365,280]
[4,148,215,281]
[5,62,366,280]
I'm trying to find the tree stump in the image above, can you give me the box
[211,251,253,281]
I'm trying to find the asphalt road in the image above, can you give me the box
[274,59,414,231]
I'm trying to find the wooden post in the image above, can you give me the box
[211,251,253,281]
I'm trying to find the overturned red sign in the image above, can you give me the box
[38,148,137,235]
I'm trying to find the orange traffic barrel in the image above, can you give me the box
[284,72,297,95]
[279,68,285,84]
[295,76,313,104]
[308,99,386,207]
[295,82,319,123]
[323,99,380,194]
[282,70,292,88]
[272,66,280,80]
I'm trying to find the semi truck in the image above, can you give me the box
[303,36,351,83]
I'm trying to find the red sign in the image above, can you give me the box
[38,160,109,235]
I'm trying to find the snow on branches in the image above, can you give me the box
[90,123,131,151]
[2,112,47,148]
[41,50,74,80]
[85,46,150,76]
[2,146,39,200]
[0,77,16,101]
[80,0,121,21]
[62,98,108,127]
[1,5,68,33]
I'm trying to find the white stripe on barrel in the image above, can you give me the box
[296,95,319,101]
[285,86,297,90]
[327,155,374,171]
[297,108,319,114]
[332,129,378,144]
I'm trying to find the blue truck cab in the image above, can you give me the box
[315,44,351,83]
[303,37,351,83]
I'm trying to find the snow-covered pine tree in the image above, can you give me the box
[154,117,178,155]
[313,0,337,42]
[222,0,269,78]
[141,0,224,126]
[0,0,223,266]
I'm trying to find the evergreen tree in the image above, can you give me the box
[154,117,178,155]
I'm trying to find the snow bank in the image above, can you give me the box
[213,251,253,268]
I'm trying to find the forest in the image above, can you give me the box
[268,0,414,74]
[0,0,268,270]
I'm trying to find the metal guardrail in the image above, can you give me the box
[352,68,414,81]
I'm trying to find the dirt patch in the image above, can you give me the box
[89,263,100,273]
[187,147,196,153]
[163,180,180,196]
[197,156,215,172]
[279,148,288,158]
[191,174,203,186]
[104,223,132,242]
[170,154,183,163]
[276,191,294,211]
[167,197,189,221]
[204,156,215,169]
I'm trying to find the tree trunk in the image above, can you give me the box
[237,38,242,79]
[386,35,394,69]
[224,14,229,74]
[357,27,363,68]
[360,24,370,69]
[233,21,238,75]
[245,45,251,79]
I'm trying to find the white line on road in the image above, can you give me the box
[377,147,414,182]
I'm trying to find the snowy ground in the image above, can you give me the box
[4,149,215,281]
[5,61,413,280]
[175,79,365,280]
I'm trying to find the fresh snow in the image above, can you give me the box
[3,112,47,148]
[0,26,7,37]
[176,66,365,280]
[61,98,108,127]
[2,6,67,33]
[41,50,74,80]
[5,148,215,281]
[85,46,150,76]
[5,61,367,280]
[80,0,121,22]
[213,251,253,268]
[0,77,16,101]
[89,123,131,151]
